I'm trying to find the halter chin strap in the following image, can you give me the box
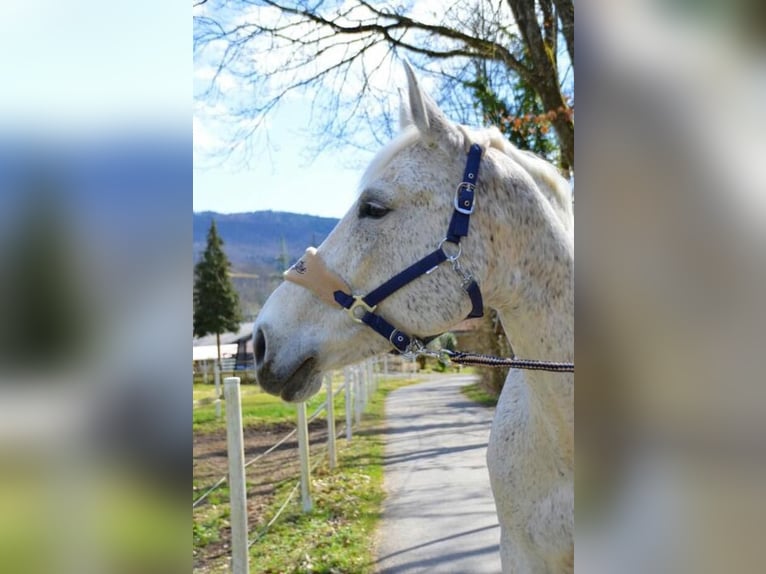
[284,144,485,355]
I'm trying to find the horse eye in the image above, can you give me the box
[358,201,390,219]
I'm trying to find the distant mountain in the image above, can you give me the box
[193,211,340,315]
[193,210,339,271]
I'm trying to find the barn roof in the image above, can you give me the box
[193,321,254,347]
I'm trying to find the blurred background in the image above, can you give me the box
[0,0,764,573]
[576,1,766,572]
[0,2,189,573]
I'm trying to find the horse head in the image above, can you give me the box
[253,63,498,400]
[253,62,573,402]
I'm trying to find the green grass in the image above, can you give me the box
[193,374,420,573]
[192,481,230,551]
[2,466,186,574]
[249,450,381,572]
[193,374,346,431]
[246,376,416,574]
[460,381,499,407]
[193,371,257,386]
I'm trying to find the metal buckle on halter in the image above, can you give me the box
[453,182,476,215]
[346,296,376,323]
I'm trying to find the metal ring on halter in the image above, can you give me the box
[346,296,376,324]
[437,238,462,262]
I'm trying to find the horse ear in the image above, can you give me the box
[398,88,413,130]
[403,60,458,144]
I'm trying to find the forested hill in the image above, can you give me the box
[193,211,340,315]
[193,210,339,271]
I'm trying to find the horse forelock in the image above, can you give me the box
[358,125,421,193]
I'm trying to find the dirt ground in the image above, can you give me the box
[193,419,331,571]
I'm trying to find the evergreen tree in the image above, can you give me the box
[276,236,290,271]
[193,220,242,368]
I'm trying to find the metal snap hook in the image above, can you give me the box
[399,337,425,360]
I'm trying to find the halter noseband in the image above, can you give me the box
[284,144,485,357]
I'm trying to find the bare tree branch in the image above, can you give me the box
[194,0,574,170]
[552,0,574,64]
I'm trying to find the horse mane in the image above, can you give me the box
[484,127,574,231]
[360,124,574,231]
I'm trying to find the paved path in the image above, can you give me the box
[375,375,501,573]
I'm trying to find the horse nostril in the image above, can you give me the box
[254,327,267,368]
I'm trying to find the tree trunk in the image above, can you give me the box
[507,0,574,171]
[545,91,574,171]
[552,0,574,64]
[216,331,221,372]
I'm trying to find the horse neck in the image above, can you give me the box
[478,170,574,403]
[489,251,573,364]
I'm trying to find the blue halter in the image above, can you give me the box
[332,144,485,355]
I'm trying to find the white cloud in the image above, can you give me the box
[193,115,220,153]
[194,66,239,93]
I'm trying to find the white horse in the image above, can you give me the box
[253,62,574,573]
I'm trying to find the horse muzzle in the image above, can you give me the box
[253,324,322,402]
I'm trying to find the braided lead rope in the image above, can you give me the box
[442,350,574,373]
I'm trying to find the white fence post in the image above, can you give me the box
[325,375,337,470]
[367,361,372,398]
[354,368,363,425]
[368,360,373,391]
[296,402,313,512]
[223,377,249,574]
[359,366,367,413]
[214,364,222,419]
[368,359,375,395]
[344,368,353,441]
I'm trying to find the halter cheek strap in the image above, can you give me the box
[284,144,485,355]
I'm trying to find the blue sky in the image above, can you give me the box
[0,1,189,135]
[191,2,433,219]
[1,1,573,221]
[2,0,360,219]
[193,98,371,218]
[0,0,191,246]
[191,0,571,220]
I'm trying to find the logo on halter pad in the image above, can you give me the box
[291,259,307,274]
